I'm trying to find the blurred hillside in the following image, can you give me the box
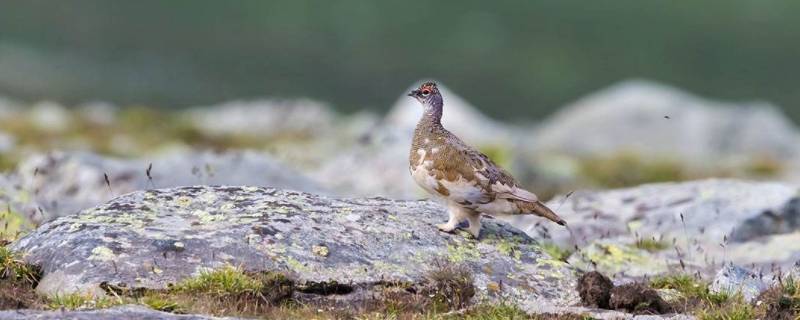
[0,1,798,122]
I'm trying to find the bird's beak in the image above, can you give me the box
[407,90,419,97]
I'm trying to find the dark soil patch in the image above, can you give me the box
[610,283,670,314]
[577,271,613,309]
[0,278,42,309]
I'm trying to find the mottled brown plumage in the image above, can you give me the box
[407,82,566,238]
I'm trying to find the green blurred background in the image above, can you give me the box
[0,0,798,121]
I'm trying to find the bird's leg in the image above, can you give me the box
[465,211,482,239]
[436,206,462,233]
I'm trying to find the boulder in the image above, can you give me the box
[4,151,326,224]
[11,186,578,311]
[534,80,800,162]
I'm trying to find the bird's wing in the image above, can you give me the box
[464,148,539,203]
[430,138,539,205]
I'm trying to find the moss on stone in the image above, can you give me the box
[580,152,687,188]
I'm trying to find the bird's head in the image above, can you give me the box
[408,82,442,107]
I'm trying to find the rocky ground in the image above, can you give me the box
[1,79,800,319]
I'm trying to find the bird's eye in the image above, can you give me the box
[421,89,431,96]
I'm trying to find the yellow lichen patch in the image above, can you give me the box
[311,245,329,257]
[575,241,667,276]
[88,246,116,261]
[192,210,222,223]
[486,282,502,295]
[446,242,481,263]
[175,196,193,207]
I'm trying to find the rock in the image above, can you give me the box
[534,79,800,162]
[577,271,614,309]
[309,127,421,199]
[4,150,327,223]
[186,99,335,138]
[11,186,578,312]
[0,305,233,320]
[509,179,799,276]
[732,197,800,242]
[709,264,768,303]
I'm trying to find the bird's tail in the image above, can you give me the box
[519,200,567,226]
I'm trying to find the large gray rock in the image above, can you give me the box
[11,186,578,311]
[0,305,233,320]
[535,80,800,162]
[508,179,799,277]
[4,151,326,224]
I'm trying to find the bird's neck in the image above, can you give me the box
[419,100,443,128]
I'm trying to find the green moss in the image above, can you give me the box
[580,152,687,188]
[538,242,573,262]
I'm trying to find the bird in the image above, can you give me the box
[407,82,567,239]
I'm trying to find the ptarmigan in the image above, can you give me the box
[407,82,566,238]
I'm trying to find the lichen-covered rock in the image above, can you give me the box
[508,179,799,277]
[0,305,234,320]
[3,151,326,224]
[11,186,578,311]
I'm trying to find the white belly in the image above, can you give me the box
[410,161,440,196]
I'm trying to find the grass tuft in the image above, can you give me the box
[0,246,41,286]
[633,238,669,253]
[47,293,121,310]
